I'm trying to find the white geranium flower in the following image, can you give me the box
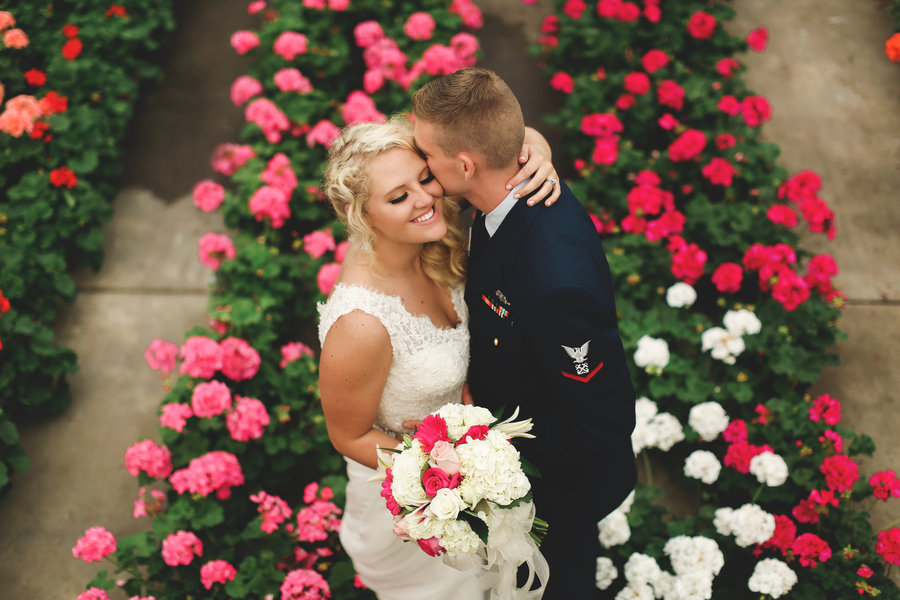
[728,504,776,547]
[595,556,619,590]
[700,326,745,364]
[666,282,697,308]
[713,507,735,537]
[723,308,762,336]
[598,509,631,547]
[635,397,659,423]
[667,570,715,600]
[615,583,654,600]
[683,450,721,484]
[664,536,724,577]
[647,413,685,451]
[749,452,789,487]
[623,553,663,588]
[632,397,659,454]
[633,335,670,374]
[618,489,636,514]
[688,401,730,441]
[747,558,798,599]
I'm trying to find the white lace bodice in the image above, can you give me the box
[317,283,469,435]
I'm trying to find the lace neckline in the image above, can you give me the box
[330,282,464,332]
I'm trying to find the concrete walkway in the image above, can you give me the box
[0,1,897,597]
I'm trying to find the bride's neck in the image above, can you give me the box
[360,239,425,283]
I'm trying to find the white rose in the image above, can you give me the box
[390,445,429,507]
[595,556,618,590]
[749,452,788,487]
[666,282,697,308]
[598,509,631,547]
[427,487,468,520]
[633,335,670,373]
[747,558,798,599]
[723,308,762,336]
[688,401,730,441]
[683,450,721,484]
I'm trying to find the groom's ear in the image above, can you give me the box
[459,152,477,180]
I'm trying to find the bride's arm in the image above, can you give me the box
[505,126,561,206]
[318,311,401,469]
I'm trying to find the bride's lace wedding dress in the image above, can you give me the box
[318,283,484,600]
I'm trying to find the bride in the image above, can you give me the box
[317,116,555,599]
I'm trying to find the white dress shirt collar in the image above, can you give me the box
[484,179,529,237]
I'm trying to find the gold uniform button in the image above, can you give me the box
[493,338,499,347]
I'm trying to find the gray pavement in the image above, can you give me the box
[0,0,897,597]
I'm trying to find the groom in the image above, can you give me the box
[412,68,637,598]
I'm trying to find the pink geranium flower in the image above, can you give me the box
[667,129,706,162]
[160,402,193,432]
[249,185,291,228]
[0,94,42,137]
[641,49,669,73]
[273,31,308,60]
[230,75,263,106]
[161,530,203,566]
[687,11,716,39]
[197,233,236,271]
[820,454,860,493]
[670,242,707,285]
[741,95,772,127]
[354,21,384,48]
[306,119,341,148]
[342,90,386,126]
[877,528,900,565]
[656,80,685,110]
[701,157,737,186]
[211,143,256,176]
[792,533,832,568]
[303,229,336,258]
[200,560,237,590]
[144,338,178,373]
[179,335,222,378]
[246,97,290,143]
[72,526,117,562]
[191,380,232,417]
[624,72,650,95]
[280,341,315,368]
[250,490,293,533]
[227,395,270,441]
[766,204,799,227]
[404,12,436,40]
[592,136,619,165]
[124,439,173,479]
[747,25,769,52]
[3,28,28,49]
[274,68,313,94]
[77,589,111,600]
[230,30,260,54]
[280,568,331,600]
[170,451,244,499]
[870,469,900,501]
[192,180,225,212]
[296,496,342,542]
[261,153,298,196]
[549,72,574,94]
[220,337,261,381]
[809,393,842,425]
[581,113,623,137]
[317,263,341,294]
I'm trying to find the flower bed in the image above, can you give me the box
[0,3,176,500]
[73,0,900,599]
[536,0,899,597]
[75,0,485,598]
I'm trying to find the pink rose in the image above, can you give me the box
[417,536,446,557]
[429,440,461,475]
[317,262,341,294]
[3,28,28,49]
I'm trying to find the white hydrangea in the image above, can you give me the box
[715,504,776,547]
[687,401,730,441]
[683,450,722,484]
[408,513,482,557]
[700,326,745,365]
[623,553,663,588]
[633,335,670,374]
[595,556,619,590]
[663,536,724,577]
[749,452,789,487]
[615,583,654,600]
[455,429,529,506]
[747,558,798,599]
[437,403,496,440]
[598,508,631,547]
[723,308,762,336]
[666,282,697,308]
[390,441,430,507]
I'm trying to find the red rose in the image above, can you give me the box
[457,424,489,444]
[62,23,79,38]
[711,262,743,293]
[421,467,460,498]
[747,26,768,52]
[656,79,684,110]
[417,536,445,557]
[24,68,46,86]
[624,72,650,95]
[62,38,82,60]
[687,11,716,39]
[701,157,736,186]
[641,49,669,73]
[49,166,78,188]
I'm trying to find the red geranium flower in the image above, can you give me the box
[687,11,716,40]
[49,166,78,188]
[876,528,900,565]
[24,68,46,86]
[62,38,82,60]
[105,4,130,18]
[0,290,10,314]
[62,23,79,38]
[792,533,832,568]
[747,26,768,52]
[39,91,68,115]
[870,469,900,501]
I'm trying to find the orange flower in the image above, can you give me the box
[887,33,900,63]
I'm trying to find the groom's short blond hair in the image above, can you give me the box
[411,68,525,170]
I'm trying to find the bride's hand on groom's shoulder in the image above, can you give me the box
[507,130,561,207]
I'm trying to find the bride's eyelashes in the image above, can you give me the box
[388,172,435,204]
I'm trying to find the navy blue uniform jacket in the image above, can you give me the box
[465,182,637,598]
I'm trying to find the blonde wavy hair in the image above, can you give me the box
[322,116,467,287]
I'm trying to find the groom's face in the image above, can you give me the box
[413,119,464,197]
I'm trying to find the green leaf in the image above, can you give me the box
[460,509,489,545]
[68,150,100,175]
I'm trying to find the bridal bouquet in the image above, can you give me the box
[376,403,548,598]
